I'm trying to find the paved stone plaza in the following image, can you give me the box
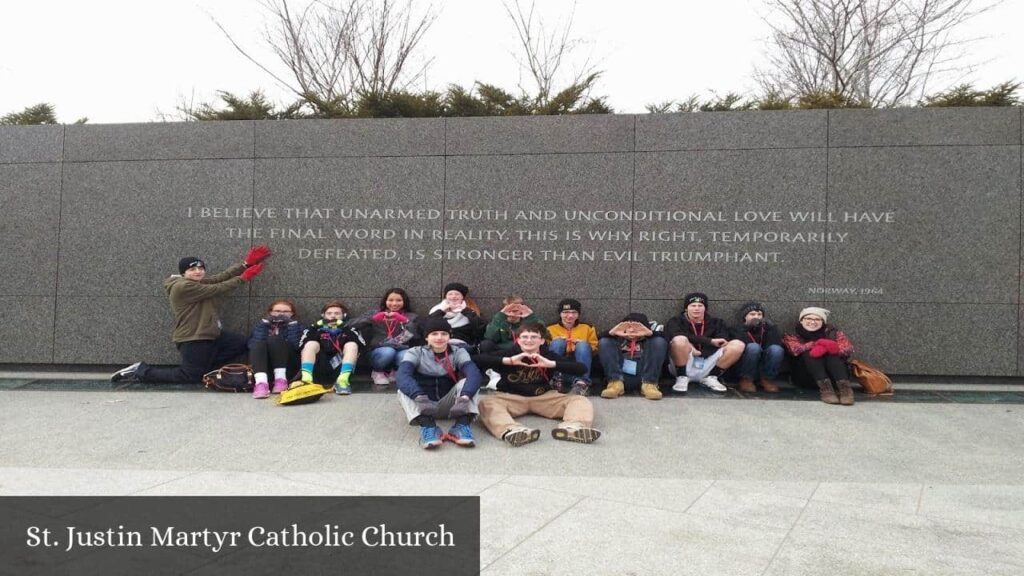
[3,378,1023,575]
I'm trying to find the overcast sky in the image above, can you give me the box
[1,0,1021,124]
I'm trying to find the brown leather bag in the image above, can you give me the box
[202,364,255,392]
[848,359,893,395]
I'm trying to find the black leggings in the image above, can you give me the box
[249,335,297,375]
[793,353,850,386]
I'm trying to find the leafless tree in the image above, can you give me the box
[214,0,436,111]
[502,0,599,106]
[757,0,997,107]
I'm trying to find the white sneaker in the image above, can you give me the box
[485,369,501,390]
[672,375,689,392]
[371,370,391,386]
[700,375,727,392]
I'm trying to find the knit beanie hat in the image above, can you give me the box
[443,282,469,298]
[622,312,649,325]
[423,316,453,335]
[178,257,205,274]
[799,307,830,323]
[739,301,765,320]
[557,298,582,314]
[683,292,708,308]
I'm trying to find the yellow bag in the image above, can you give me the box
[849,359,893,395]
[278,381,330,405]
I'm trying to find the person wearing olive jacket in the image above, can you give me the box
[111,246,270,384]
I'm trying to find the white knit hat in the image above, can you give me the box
[799,307,830,323]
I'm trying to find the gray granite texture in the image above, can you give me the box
[632,148,828,301]
[826,146,1020,303]
[0,297,55,363]
[1,110,1022,377]
[256,118,444,158]
[0,163,61,295]
[252,156,445,298]
[829,107,1021,147]
[445,114,634,155]
[64,122,253,162]
[0,125,64,163]
[57,160,255,297]
[636,109,826,151]
[53,296,251,365]
[443,153,634,299]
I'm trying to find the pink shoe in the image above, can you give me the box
[388,369,398,383]
[252,382,270,399]
[371,370,391,386]
[271,378,288,394]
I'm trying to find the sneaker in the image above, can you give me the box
[420,426,443,449]
[502,426,541,447]
[552,423,601,444]
[700,375,727,392]
[252,382,270,399]
[445,423,476,447]
[387,369,397,383]
[641,382,663,400]
[672,375,689,392]
[371,370,391,386]
[271,378,289,394]
[570,379,590,396]
[549,374,565,393]
[334,376,352,395]
[111,362,141,383]
[484,368,501,390]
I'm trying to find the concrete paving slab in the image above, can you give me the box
[277,472,506,497]
[503,475,714,514]
[919,484,1024,530]
[477,482,580,566]
[812,481,923,514]
[482,497,787,576]
[763,501,1024,576]
[0,467,191,496]
[685,480,818,530]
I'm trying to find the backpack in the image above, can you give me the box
[202,364,254,392]
[848,359,893,395]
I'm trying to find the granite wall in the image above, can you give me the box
[1,108,1021,376]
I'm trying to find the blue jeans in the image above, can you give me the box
[597,337,667,386]
[548,338,593,382]
[370,346,406,371]
[737,343,784,379]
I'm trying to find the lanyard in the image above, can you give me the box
[563,323,577,352]
[747,326,765,344]
[689,320,705,337]
[433,350,458,383]
[384,318,398,339]
[627,339,639,359]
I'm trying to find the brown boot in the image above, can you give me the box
[817,379,839,404]
[738,377,757,393]
[600,380,625,399]
[837,379,855,405]
[760,378,779,393]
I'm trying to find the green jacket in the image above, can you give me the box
[483,311,543,344]
[164,263,246,343]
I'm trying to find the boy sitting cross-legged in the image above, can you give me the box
[474,322,601,447]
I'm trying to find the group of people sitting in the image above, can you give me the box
[111,246,860,450]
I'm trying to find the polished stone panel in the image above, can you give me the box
[826,146,1020,303]
[829,107,1021,147]
[636,110,826,151]
[252,156,444,298]
[256,118,444,158]
[824,302,1017,376]
[0,125,63,163]
[0,297,55,363]
[57,160,255,297]
[446,114,634,155]
[632,148,827,301]
[0,163,61,295]
[53,296,250,365]
[443,153,634,299]
[64,122,253,162]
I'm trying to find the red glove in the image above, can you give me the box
[819,339,841,355]
[809,342,827,358]
[244,245,271,266]
[240,263,264,281]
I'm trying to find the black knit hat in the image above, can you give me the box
[622,312,649,325]
[178,257,205,274]
[739,301,765,320]
[443,282,469,298]
[557,298,582,314]
[683,292,708,308]
[423,316,452,336]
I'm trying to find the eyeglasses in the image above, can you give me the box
[517,334,543,340]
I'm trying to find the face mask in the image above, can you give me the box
[269,313,291,323]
